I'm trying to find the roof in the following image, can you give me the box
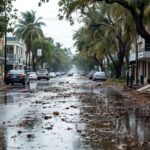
[7,37,20,42]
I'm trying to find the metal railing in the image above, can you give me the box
[6,53,16,61]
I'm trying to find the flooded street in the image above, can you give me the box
[0,75,150,150]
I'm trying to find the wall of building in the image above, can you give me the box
[6,37,26,71]
[129,35,150,85]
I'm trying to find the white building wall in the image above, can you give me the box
[129,35,150,84]
[7,38,26,70]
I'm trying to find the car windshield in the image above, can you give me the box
[91,71,96,74]
[95,72,106,75]
[28,72,35,74]
[37,69,47,73]
[9,70,24,74]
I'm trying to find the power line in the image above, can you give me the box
[50,36,73,38]
[42,17,78,21]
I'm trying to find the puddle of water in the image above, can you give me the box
[0,92,26,105]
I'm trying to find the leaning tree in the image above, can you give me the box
[14,10,45,70]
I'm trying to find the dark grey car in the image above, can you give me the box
[37,69,50,80]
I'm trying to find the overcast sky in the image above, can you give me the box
[13,0,81,54]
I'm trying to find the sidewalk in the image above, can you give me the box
[0,78,7,91]
[107,83,150,105]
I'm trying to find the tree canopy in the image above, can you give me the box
[56,0,150,41]
[0,0,17,37]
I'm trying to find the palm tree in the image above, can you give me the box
[73,3,138,78]
[14,10,45,71]
[57,0,150,41]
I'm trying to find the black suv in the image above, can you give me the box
[5,69,30,85]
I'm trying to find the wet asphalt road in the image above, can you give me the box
[0,74,150,150]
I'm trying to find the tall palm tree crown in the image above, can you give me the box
[14,10,45,51]
[14,10,45,70]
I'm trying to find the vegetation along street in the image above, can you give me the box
[0,0,150,150]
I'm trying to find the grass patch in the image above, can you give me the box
[105,78,126,84]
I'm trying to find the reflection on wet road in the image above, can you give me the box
[0,75,150,150]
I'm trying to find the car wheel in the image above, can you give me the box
[11,83,14,85]
[93,78,95,81]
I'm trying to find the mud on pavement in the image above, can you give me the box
[0,76,150,150]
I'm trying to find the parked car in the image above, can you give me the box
[5,69,29,85]
[55,72,62,76]
[49,72,56,78]
[27,71,37,80]
[37,69,50,80]
[92,71,107,81]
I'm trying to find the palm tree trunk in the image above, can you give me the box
[29,50,31,70]
[25,51,28,72]
[32,54,36,71]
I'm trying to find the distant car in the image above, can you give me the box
[92,71,107,81]
[27,72,37,80]
[5,69,29,85]
[55,72,61,76]
[80,71,86,76]
[37,69,50,80]
[68,72,73,76]
[49,72,56,78]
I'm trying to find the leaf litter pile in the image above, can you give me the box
[1,79,150,150]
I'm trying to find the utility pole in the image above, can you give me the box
[4,24,7,83]
[4,1,7,84]
[135,39,139,85]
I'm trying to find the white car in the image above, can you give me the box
[93,71,107,81]
[49,72,56,78]
[37,69,50,80]
[27,72,37,80]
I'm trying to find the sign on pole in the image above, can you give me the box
[37,49,42,56]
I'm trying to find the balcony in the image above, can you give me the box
[129,51,150,62]
[6,53,17,65]
[0,53,25,65]
[7,53,16,61]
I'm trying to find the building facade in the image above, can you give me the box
[129,36,150,85]
[6,37,26,72]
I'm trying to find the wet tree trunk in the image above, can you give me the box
[32,54,36,71]
[99,58,105,71]
[125,54,130,86]
[115,34,126,79]
[25,51,28,72]
[93,55,105,71]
